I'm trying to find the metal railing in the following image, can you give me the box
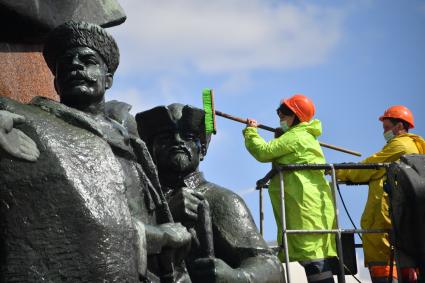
[256,163,394,283]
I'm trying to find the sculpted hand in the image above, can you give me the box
[168,188,205,224]
[159,222,192,265]
[0,110,39,162]
[188,258,248,283]
[160,222,192,250]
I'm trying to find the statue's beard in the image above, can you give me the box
[61,93,95,109]
[159,146,194,174]
[169,152,192,171]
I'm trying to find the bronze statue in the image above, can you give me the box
[0,21,190,282]
[136,103,286,283]
[0,0,126,103]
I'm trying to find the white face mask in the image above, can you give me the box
[280,120,290,132]
[383,130,395,142]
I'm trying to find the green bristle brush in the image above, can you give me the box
[202,88,362,156]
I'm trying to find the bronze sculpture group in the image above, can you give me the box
[0,21,285,282]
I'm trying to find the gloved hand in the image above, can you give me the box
[0,110,39,162]
[274,127,283,138]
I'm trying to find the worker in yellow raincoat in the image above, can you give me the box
[337,105,425,283]
[243,94,337,283]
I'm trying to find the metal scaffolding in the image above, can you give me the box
[256,162,398,283]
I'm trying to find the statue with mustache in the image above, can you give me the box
[136,103,286,283]
[0,21,191,282]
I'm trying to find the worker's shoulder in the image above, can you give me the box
[399,133,425,140]
[276,129,301,144]
[280,127,319,150]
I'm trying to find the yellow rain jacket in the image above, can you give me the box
[243,119,337,262]
[337,133,425,266]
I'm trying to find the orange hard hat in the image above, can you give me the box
[379,105,414,129]
[281,94,315,122]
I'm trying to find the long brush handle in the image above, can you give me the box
[215,110,275,132]
[316,141,362,157]
[215,110,362,157]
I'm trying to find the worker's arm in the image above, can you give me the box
[337,139,408,182]
[243,127,293,163]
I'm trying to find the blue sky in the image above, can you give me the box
[108,1,425,281]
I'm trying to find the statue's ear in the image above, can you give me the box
[200,143,207,161]
[105,73,113,90]
[199,133,211,161]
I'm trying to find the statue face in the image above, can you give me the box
[54,46,112,109]
[152,129,202,176]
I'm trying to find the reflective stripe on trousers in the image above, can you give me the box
[369,262,398,283]
[369,263,420,283]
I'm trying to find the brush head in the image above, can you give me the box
[202,88,217,134]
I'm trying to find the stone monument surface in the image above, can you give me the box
[136,103,286,283]
[0,21,191,283]
[0,0,126,103]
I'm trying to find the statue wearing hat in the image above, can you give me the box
[136,103,285,283]
[0,21,191,282]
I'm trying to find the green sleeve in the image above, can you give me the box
[243,127,293,163]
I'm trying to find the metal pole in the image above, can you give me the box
[259,186,264,236]
[283,228,390,234]
[279,171,291,283]
[387,172,402,283]
[330,164,346,283]
[254,163,392,283]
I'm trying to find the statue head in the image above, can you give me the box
[136,104,211,178]
[43,21,119,110]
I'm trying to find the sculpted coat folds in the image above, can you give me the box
[0,21,284,283]
[136,104,286,283]
[0,21,190,282]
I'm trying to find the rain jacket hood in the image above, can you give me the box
[303,119,322,138]
[403,133,425,153]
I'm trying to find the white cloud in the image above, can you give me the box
[111,0,345,74]
[108,87,157,113]
[108,79,201,113]
[218,72,253,95]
